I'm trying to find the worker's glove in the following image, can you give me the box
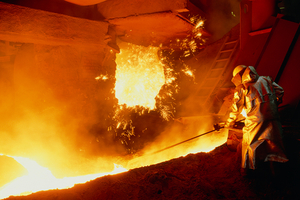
[213,123,221,131]
[213,123,224,131]
[224,121,235,128]
[276,97,282,106]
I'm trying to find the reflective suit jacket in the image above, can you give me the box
[227,66,288,169]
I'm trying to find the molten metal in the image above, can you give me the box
[115,44,165,110]
[0,17,221,199]
[0,154,127,199]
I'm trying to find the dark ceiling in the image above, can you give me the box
[0,0,241,46]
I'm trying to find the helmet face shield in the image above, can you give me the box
[231,73,242,86]
[233,65,247,77]
[231,65,247,86]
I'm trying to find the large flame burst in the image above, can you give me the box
[0,15,220,199]
[95,16,207,153]
[111,44,178,152]
[115,44,165,110]
[111,43,198,153]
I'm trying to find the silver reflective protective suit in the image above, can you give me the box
[227,66,288,169]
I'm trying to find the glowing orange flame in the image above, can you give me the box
[115,44,165,110]
[126,122,228,169]
[0,15,217,199]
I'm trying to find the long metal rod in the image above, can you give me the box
[151,129,218,155]
[149,118,246,155]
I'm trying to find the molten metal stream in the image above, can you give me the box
[0,23,216,198]
[115,43,165,109]
[0,154,127,199]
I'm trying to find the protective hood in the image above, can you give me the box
[241,66,259,84]
[231,65,247,86]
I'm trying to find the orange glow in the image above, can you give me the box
[182,65,195,78]
[195,20,204,29]
[0,154,127,199]
[115,43,165,110]
[125,119,228,169]
[171,15,206,58]
[95,74,109,81]
[0,18,218,198]
[0,122,226,199]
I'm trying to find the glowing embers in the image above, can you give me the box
[115,43,165,110]
[0,154,127,199]
[95,74,109,81]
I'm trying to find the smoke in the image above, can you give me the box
[0,20,232,183]
[0,43,123,179]
[125,115,227,169]
[205,0,240,43]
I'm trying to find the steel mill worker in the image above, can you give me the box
[225,65,288,176]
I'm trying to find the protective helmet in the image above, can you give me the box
[231,65,247,86]
[242,66,259,83]
[233,65,247,77]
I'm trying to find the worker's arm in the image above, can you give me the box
[226,86,244,128]
[272,81,284,105]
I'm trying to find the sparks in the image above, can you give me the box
[195,20,204,29]
[95,74,109,81]
[115,44,165,110]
